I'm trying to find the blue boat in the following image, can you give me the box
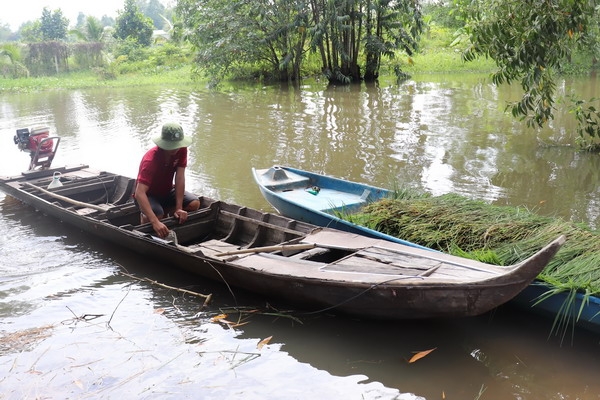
[251,165,434,252]
[253,165,600,333]
[511,283,600,334]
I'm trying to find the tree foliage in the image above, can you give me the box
[140,0,168,29]
[176,0,309,85]
[363,0,423,81]
[0,44,28,78]
[40,8,69,41]
[68,17,106,70]
[19,21,42,43]
[114,0,154,47]
[176,0,422,85]
[461,0,600,146]
[85,16,106,42]
[25,42,70,75]
[0,23,11,42]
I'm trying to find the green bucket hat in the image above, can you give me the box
[153,122,192,150]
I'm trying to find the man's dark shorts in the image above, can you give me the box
[135,189,199,217]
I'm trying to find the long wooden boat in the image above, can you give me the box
[252,165,600,330]
[0,165,565,319]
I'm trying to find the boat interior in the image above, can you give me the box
[255,166,375,214]
[14,169,357,262]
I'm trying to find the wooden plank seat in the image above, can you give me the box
[290,246,331,260]
[186,239,240,259]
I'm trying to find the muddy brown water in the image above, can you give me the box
[0,76,598,399]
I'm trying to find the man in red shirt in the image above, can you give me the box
[134,122,200,238]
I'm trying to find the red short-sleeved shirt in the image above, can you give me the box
[136,146,188,198]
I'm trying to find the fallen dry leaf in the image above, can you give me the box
[408,347,437,363]
[211,314,228,322]
[154,308,165,315]
[257,335,273,350]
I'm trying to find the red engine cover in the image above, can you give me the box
[28,131,54,153]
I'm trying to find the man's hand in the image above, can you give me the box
[152,220,169,238]
[173,209,188,224]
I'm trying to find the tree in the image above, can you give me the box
[177,0,309,85]
[40,7,69,41]
[76,12,86,30]
[84,16,105,42]
[177,0,422,85]
[101,15,116,27]
[114,0,154,47]
[363,0,423,81]
[0,44,28,78]
[0,23,11,42]
[20,9,71,76]
[309,0,422,83]
[19,21,42,43]
[143,0,167,29]
[461,0,600,148]
[69,17,106,69]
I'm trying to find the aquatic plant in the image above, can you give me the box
[348,193,600,295]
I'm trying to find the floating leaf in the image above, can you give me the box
[28,369,43,375]
[408,347,437,363]
[211,314,228,322]
[257,335,273,350]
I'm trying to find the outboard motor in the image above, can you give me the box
[14,127,60,170]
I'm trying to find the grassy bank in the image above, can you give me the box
[406,26,497,74]
[0,26,498,94]
[0,65,196,93]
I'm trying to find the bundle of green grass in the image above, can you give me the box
[349,193,600,295]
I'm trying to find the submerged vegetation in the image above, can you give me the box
[346,192,600,296]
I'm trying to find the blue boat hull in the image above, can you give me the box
[252,166,434,251]
[512,283,600,334]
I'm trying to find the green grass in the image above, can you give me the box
[349,193,600,296]
[404,26,497,74]
[0,65,197,93]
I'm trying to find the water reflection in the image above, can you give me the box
[0,193,414,399]
[237,307,600,399]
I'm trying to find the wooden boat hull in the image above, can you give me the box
[253,165,600,330]
[0,165,565,319]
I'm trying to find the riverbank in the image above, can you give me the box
[0,25,499,94]
[0,66,197,93]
